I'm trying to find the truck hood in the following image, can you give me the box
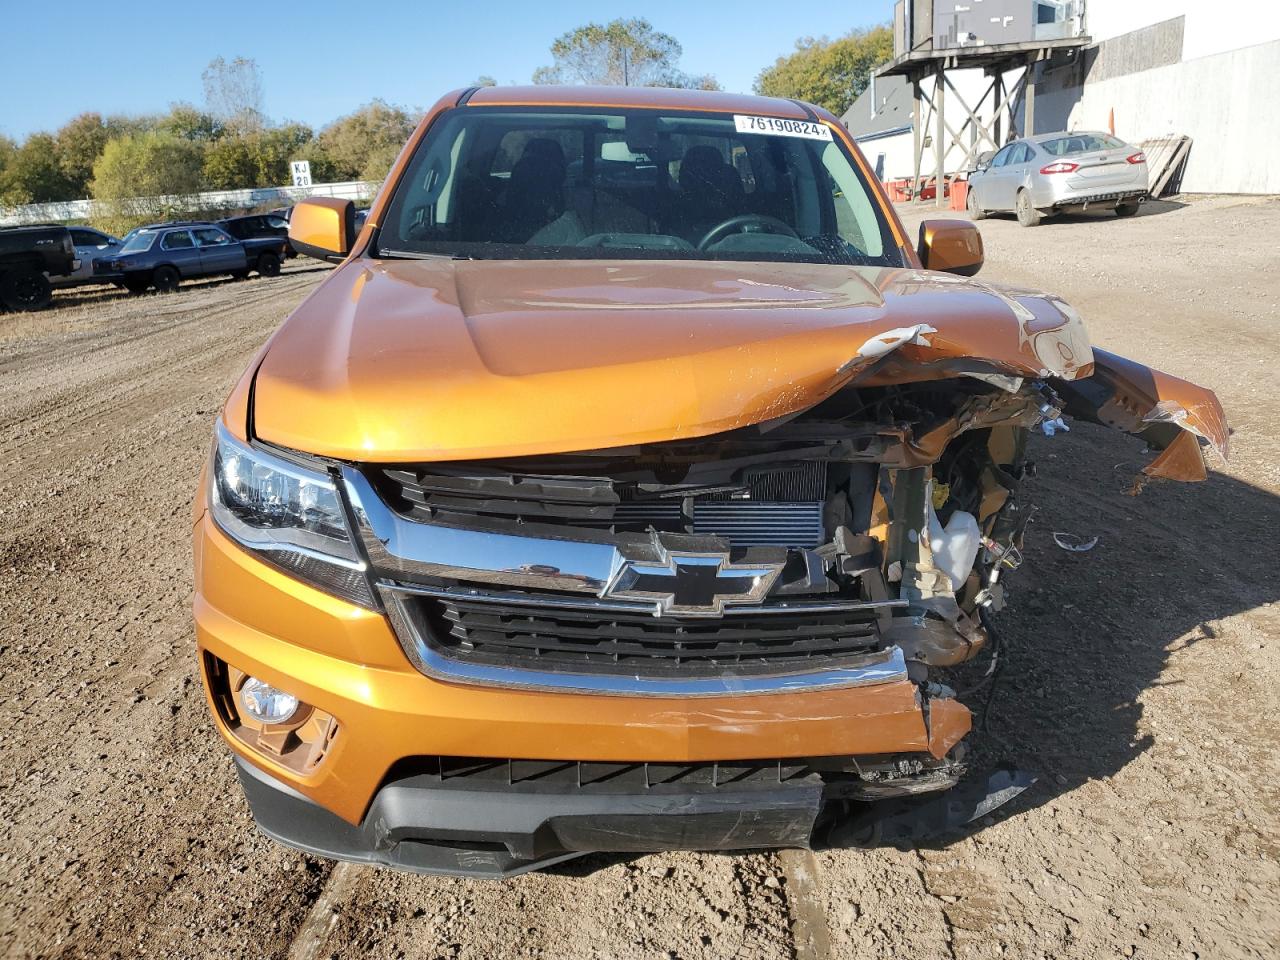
[251,258,1098,462]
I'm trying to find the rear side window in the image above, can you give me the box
[161,231,194,250]
[1041,134,1125,156]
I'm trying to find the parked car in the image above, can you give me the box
[50,227,124,287]
[218,213,295,259]
[195,86,1226,878]
[97,223,271,293]
[967,131,1148,226]
[0,224,77,310]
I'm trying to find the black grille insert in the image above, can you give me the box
[406,590,883,678]
[373,461,830,547]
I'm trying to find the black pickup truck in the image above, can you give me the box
[0,225,77,310]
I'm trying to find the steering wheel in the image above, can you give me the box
[696,214,799,251]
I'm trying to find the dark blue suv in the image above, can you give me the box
[97,222,285,294]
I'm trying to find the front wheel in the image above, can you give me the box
[966,186,986,220]
[1115,202,1140,218]
[0,268,53,311]
[255,252,281,277]
[1015,190,1042,228]
[153,265,180,293]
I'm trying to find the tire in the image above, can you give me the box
[1015,189,1042,228]
[153,265,180,293]
[255,252,281,277]
[0,268,53,311]
[966,186,986,221]
[231,269,250,280]
[123,275,151,295]
[1115,202,1140,218]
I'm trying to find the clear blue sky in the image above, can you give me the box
[0,0,891,141]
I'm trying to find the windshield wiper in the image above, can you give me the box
[378,248,473,261]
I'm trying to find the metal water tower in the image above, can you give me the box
[885,0,1090,205]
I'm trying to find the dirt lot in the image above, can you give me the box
[1,196,1278,960]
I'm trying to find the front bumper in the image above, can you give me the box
[237,756,830,877]
[195,445,973,870]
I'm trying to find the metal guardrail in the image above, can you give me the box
[0,180,380,226]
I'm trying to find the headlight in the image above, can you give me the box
[209,421,374,607]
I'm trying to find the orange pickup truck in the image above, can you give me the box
[192,85,1227,877]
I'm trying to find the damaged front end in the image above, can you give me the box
[339,299,1226,851]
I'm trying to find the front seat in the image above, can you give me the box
[496,139,568,243]
[676,145,745,241]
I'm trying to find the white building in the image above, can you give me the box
[844,0,1280,194]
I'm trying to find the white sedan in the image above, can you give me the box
[50,227,123,286]
[967,131,1149,227]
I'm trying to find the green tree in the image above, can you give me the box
[91,132,205,201]
[55,113,110,197]
[0,133,74,204]
[754,25,894,116]
[0,134,16,203]
[317,101,416,182]
[158,103,225,143]
[533,18,719,89]
[202,136,256,190]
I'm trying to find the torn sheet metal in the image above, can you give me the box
[1053,348,1229,482]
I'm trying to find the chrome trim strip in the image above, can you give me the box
[383,580,906,617]
[344,466,631,593]
[379,583,908,697]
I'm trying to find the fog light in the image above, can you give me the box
[240,676,299,725]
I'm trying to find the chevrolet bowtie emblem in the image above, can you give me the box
[601,549,782,617]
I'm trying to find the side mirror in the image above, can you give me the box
[288,198,355,263]
[918,219,984,277]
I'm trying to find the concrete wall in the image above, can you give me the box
[1064,37,1280,193]
[1085,0,1279,59]
[0,179,378,227]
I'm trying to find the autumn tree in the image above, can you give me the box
[755,25,894,116]
[318,101,416,182]
[533,18,719,89]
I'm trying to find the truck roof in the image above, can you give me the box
[463,85,822,120]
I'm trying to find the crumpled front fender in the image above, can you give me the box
[1052,348,1229,482]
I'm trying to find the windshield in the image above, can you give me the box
[378,107,901,267]
[121,231,157,254]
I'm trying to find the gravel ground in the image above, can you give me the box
[1,197,1277,959]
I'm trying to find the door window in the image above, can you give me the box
[193,228,232,246]
[161,231,195,250]
[991,145,1016,167]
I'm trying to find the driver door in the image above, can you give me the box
[193,227,246,274]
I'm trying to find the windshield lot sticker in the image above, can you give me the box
[734,115,832,141]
